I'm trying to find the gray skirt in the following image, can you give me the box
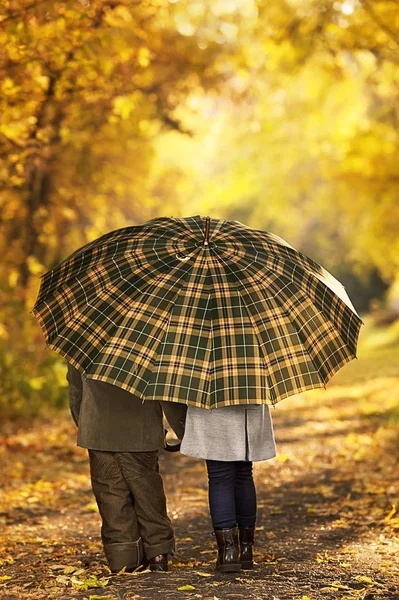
[180,404,277,462]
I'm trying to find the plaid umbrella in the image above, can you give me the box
[32,215,363,409]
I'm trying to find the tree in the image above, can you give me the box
[0,0,237,300]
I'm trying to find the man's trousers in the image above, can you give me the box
[88,449,174,572]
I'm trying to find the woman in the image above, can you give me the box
[180,403,276,573]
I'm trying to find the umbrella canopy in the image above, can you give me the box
[32,215,363,409]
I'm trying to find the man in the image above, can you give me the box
[66,362,186,573]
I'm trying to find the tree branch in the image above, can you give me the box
[361,0,399,45]
[0,0,49,24]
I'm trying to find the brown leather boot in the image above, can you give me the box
[238,526,255,569]
[148,554,168,572]
[214,527,241,573]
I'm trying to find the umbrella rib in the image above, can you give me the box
[220,243,361,350]
[238,257,358,383]
[34,243,177,312]
[136,266,213,405]
[36,217,191,292]
[212,252,335,396]
[38,251,182,346]
[85,260,198,379]
[243,250,358,358]
[215,226,355,309]
[36,234,202,308]
[240,284,322,396]
[186,292,212,408]
[260,270,353,381]
[207,253,277,402]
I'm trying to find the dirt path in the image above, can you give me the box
[1,331,399,599]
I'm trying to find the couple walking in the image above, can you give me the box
[67,362,276,574]
[34,217,361,576]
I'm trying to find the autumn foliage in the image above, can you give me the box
[0,2,398,408]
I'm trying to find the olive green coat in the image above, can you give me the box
[66,363,186,452]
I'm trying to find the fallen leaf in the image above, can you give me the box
[355,575,374,584]
[56,575,71,585]
[178,585,196,591]
[70,575,109,590]
[385,504,396,521]
[63,566,77,574]
[124,568,152,576]
[330,582,351,590]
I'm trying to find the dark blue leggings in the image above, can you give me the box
[206,460,257,530]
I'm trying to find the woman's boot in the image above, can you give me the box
[238,526,255,569]
[214,527,241,573]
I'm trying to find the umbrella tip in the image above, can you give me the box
[203,216,211,246]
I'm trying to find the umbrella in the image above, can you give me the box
[31,215,363,409]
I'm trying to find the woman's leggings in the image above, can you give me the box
[205,460,257,530]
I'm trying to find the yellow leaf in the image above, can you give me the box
[1,77,19,96]
[385,503,396,521]
[330,583,351,590]
[104,5,132,27]
[36,75,50,89]
[178,585,195,591]
[0,323,8,339]
[138,47,151,68]
[29,376,46,390]
[121,567,151,576]
[70,575,108,590]
[114,5,132,22]
[113,95,137,120]
[63,566,76,574]
[301,596,312,600]
[195,571,212,577]
[355,575,380,585]
[27,255,44,275]
[0,576,12,581]
[276,454,289,462]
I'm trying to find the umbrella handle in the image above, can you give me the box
[164,428,181,452]
[164,440,181,452]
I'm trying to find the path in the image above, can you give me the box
[1,324,398,599]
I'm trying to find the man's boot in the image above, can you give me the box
[238,526,255,569]
[214,527,241,573]
[147,554,168,572]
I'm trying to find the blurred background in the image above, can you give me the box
[1,0,398,419]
